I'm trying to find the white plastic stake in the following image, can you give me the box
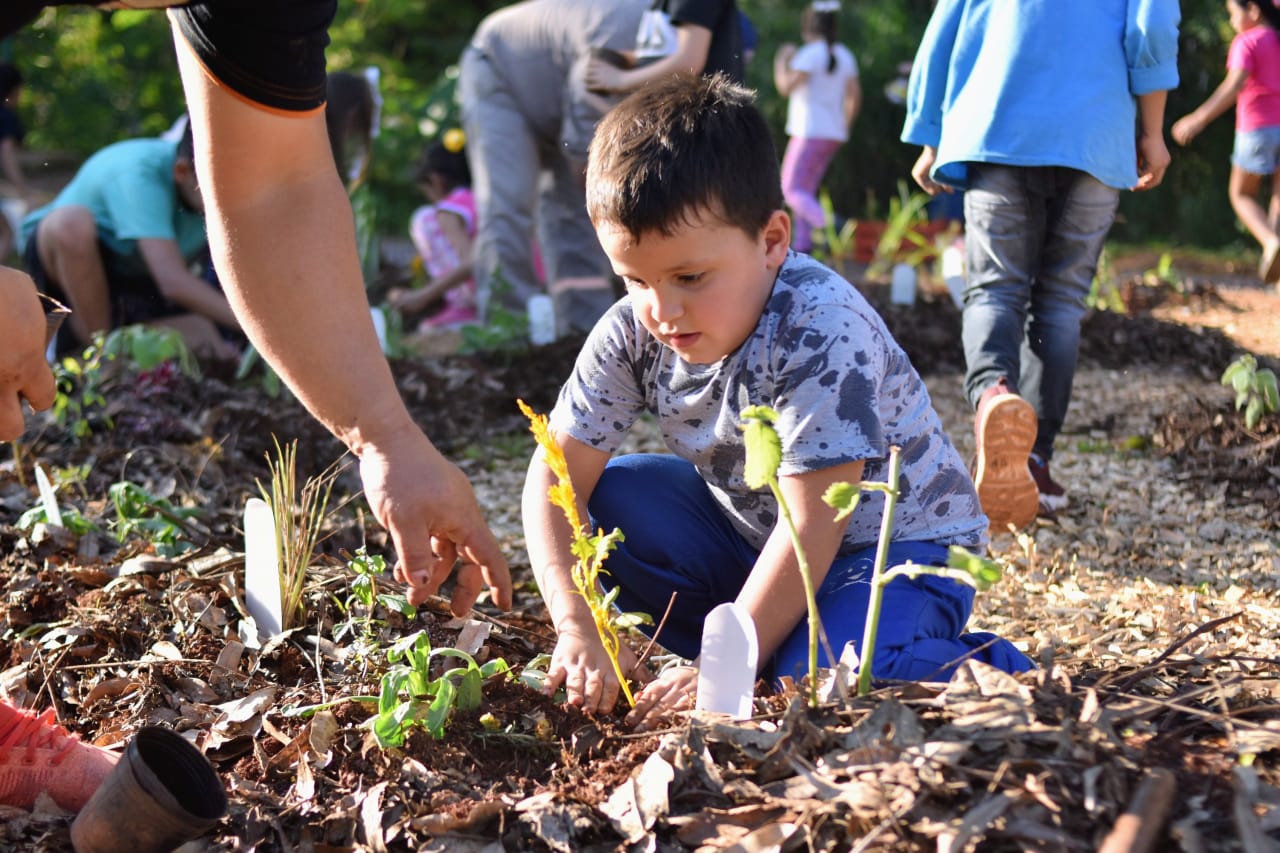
[244,498,284,639]
[33,464,63,529]
[696,602,758,719]
[889,262,917,305]
[369,307,389,354]
[527,294,556,345]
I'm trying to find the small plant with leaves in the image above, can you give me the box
[742,405,1007,700]
[739,405,831,708]
[1221,354,1279,430]
[868,181,937,277]
[109,480,205,558]
[517,399,650,709]
[373,629,511,747]
[258,438,337,631]
[332,548,417,663]
[822,446,1006,697]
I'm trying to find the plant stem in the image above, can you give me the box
[767,477,822,708]
[857,446,902,697]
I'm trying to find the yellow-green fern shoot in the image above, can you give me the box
[518,400,649,708]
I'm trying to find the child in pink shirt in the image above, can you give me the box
[389,138,478,329]
[1173,0,1280,285]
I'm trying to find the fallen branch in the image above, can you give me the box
[1096,768,1176,853]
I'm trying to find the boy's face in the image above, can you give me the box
[597,207,790,364]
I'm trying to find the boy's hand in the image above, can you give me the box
[544,620,630,713]
[584,56,627,95]
[1134,131,1171,191]
[625,665,698,732]
[910,146,953,196]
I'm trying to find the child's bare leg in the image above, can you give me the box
[1230,167,1275,246]
[1269,173,1280,233]
[1231,167,1280,282]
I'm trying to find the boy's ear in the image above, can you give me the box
[761,209,791,266]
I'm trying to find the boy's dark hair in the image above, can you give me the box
[0,63,22,101]
[586,73,782,241]
[414,140,471,191]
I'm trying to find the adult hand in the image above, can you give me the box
[1170,115,1200,147]
[625,664,698,732]
[910,146,952,196]
[1134,131,1171,191]
[358,425,512,615]
[0,268,56,442]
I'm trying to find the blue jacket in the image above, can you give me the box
[901,0,1180,190]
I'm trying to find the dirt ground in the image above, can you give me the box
[0,250,1277,851]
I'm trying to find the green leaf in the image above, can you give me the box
[822,482,862,521]
[423,678,456,737]
[946,545,1003,591]
[740,408,782,490]
[1246,396,1263,430]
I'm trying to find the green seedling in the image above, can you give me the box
[868,181,936,277]
[332,548,417,664]
[519,400,651,709]
[16,504,95,537]
[1221,354,1279,430]
[257,438,337,631]
[109,480,204,557]
[739,405,830,708]
[813,188,857,266]
[1086,247,1126,313]
[99,325,198,376]
[373,629,511,747]
[822,446,1006,697]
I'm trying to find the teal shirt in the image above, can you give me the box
[901,0,1180,191]
[22,138,206,277]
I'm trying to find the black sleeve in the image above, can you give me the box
[171,0,337,112]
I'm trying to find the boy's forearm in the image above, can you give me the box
[1137,90,1168,137]
[521,457,596,629]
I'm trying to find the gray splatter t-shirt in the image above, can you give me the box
[549,252,987,553]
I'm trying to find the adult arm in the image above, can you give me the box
[0,266,56,441]
[584,23,713,94]
[627,459,865,729]
[171,22,511,615]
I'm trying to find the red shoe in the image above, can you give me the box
[1028,453,1068,517]
[973,380,1039,532]
[0,704,120,812]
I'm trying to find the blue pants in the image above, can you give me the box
[587,454,1034,684]
[961,164,1120,460]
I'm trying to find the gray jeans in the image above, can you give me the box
[458,47,611,327]
[961,164,1120,459]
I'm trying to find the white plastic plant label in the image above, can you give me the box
[696,601,758,719]
[244,497,284,639]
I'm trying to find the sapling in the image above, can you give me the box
[258,438,337,631]
[742,406,1007,701]
[1221,354,1279,430]
[822,446,1005,697]
[517,400,651,709]
[739,405,832,708]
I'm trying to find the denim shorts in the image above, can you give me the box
[1232,126,1280,175]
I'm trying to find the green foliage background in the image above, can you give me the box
[4,0,1248,250]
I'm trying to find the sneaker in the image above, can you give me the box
[1028,453,1068,517]
[0,704,119,812]
[1260,240,1280,284]
[973,380,1039,532]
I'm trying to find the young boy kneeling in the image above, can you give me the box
[522,74,1032,731]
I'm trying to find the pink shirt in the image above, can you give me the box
[409,187,476,317]
[1229,25,1280,131]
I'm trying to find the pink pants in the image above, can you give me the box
[781,136,842,252]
